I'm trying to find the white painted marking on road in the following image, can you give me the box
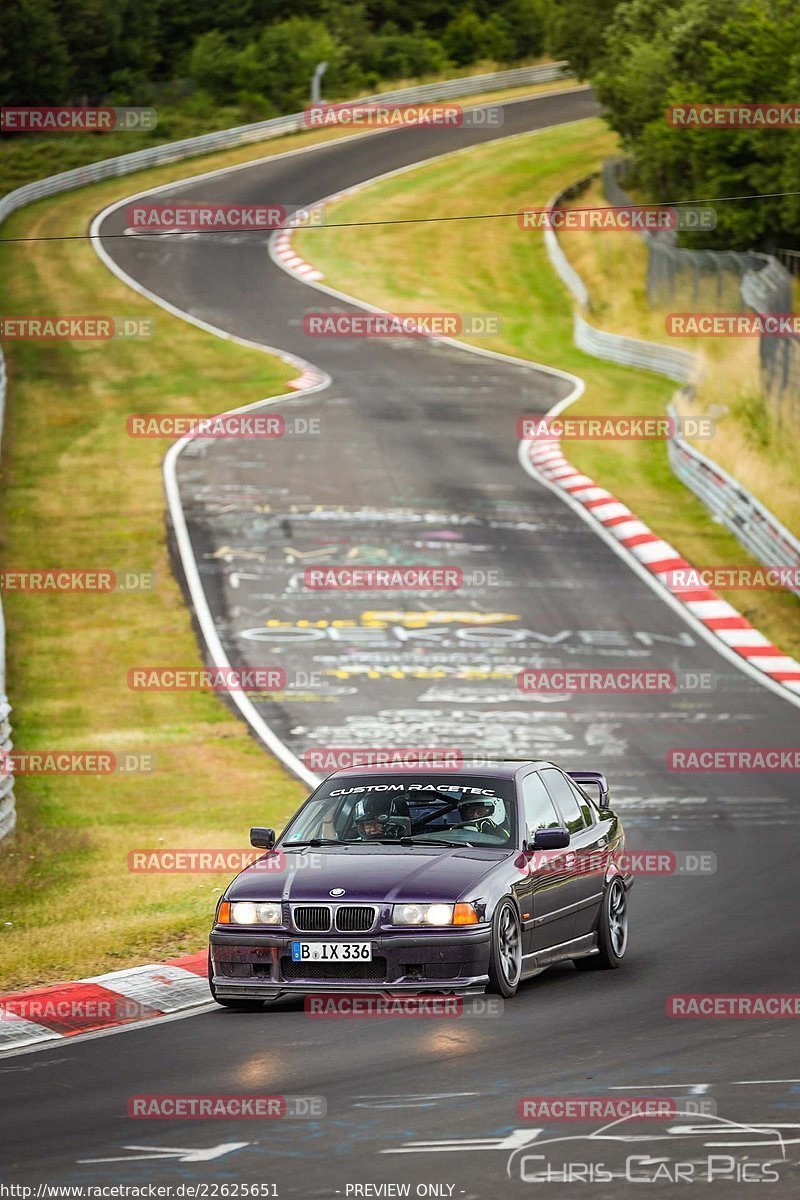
[716,629,771,647]
[83,963,210,1013]
[89,203,328,791]
[383,1129,542,1153]
[741,655,799,672]
[592,503,631,522]
[630,539,679,564]
[354,1092,480,1108]
[685,599,740,619]
[611,1083,712,1095]
[609,519,649,540]
[732,1079,800,1085]
[80,1142,250,1164]
[614,1079,800,1087]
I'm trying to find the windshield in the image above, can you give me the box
[281,774,517,848]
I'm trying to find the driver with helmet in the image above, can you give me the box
[457,796,510,839]
[458,798,496,832]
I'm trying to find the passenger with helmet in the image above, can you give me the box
[355,795,407,841]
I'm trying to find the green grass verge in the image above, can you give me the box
[295,117,800,658]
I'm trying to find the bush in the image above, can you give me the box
[497,0,546,60]
[236,19,339,112]
[235,91,277,122]
[443,10,487,67]
[376,24,450,80]
[594,0,800,250]
[187,30,237,104]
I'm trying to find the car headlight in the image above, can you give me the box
[392,902,455,926]
[220,901,283,926]
[392,902,479,926]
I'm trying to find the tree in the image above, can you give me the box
[236,18,338,111]
[545,0,621,78]
[0,0,71,104]
[188,31,238,104]
[443,10,487,66]
[594,0,800,249]
[497,0,546,60]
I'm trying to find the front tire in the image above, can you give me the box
[487,899,522,997]
[574,877,628,971]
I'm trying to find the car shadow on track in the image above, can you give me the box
[207,956,650,1019]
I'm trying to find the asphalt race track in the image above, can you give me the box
[2,88,799,1197]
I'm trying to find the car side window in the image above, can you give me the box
[541,770,587,835]
[573,783,596,828]
[521,773,562,839]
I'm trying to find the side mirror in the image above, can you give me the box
[250,826,275,849]
[531,827,570,851]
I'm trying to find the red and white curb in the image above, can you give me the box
[260,229,324,389]
[271,182,367,290]
[287,364,326,390]
[276,200,375,390]
[523,437,800,695]
[272,228,324,283]
[0,952,210,1052]
[272,227,326,389]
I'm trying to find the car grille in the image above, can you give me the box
[335,905,376,932]
[293,906,331,932]
[281,957,387,982]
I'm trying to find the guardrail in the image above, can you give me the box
[544,176,800,588]
[667,399,800,595]
[573,312,695,383]
[0,61,572,841]
[776,247,800,278]
[543,176,697,383]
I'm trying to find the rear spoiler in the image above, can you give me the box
[568,771,610,809]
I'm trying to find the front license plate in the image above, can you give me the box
[291,941,372,962]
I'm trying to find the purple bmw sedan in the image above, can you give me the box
[208,760,632,1007]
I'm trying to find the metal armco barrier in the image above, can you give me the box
[666,402,800,597]
[544,176,697,383]
[0,61,571,842]
[544,178,800,588]
[573,312,695,383]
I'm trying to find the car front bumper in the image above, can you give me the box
[209,927,492,999]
